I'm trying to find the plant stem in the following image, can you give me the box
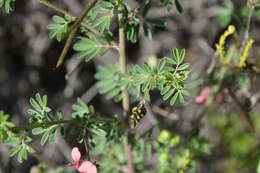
[118,4,134,173]
[118,7,130,115]
[56,27,78,68]
[11,117,113,133]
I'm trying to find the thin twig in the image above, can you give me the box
[56,27,78,68]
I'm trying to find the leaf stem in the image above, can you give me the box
[10,117,113,133]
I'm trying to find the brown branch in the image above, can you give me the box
[56,27,78,68]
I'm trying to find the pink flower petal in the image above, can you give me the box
[195,95,206,104]
[78,161,97,173]
[200,87,210,96]
[88,164,97,173]
[71,147,81,162]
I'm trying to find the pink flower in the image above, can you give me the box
[195,95,206,104]
[200,87,210,96]
[69,147,97,173]
[195,87,211,104]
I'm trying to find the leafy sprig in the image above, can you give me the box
[87,1,115,33]
[95,64,123,101]
[27,94,65,145]
[5,136,35,163]
[72,98,96,118]
[27,93,51,124]
[124,1,167,42]
[73,36,110,62]
[47,15,75,42]
[0,111,14,141]
[95,48,190,105]
[0,0,15,13]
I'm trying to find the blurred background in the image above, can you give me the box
[0,0,260,172]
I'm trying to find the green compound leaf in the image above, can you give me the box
[157,59,166,73]
[143,1,152,17]
[0,0,15,13]
[92,16,112,33]
[4,137,21,145]
[0,111,14,141]
[164,57,177,65]
[40,130,50,146]
[9,145,22,157]
[0,0,4,7]
[73,36,109,62]
[175,0,183,13]
[166,0,175,11]
[18,147,28,163]
[160,0,183,13]
[170,92,179,105]
[30,97,42,113]
[163,88,175,101]
[125,23,140,43]
[172,48,180,63]
[179,49,186,63]
[146,18,166,28]
[178,63,190,70]
[88,1,114,33]
[95,64,123,102]
[72,98,90,118]
[24,137,32,143]
[178,92,185,103]
[90,135,107,155]
[52,15,67,23]
[48,127,57,144]
[28,93,51,119]
[32,127,46,135]
[90,127,107,137]
[47,15,74,42]
[180,89,190,96]
[26,145,36,153]
[143,23,152,40]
